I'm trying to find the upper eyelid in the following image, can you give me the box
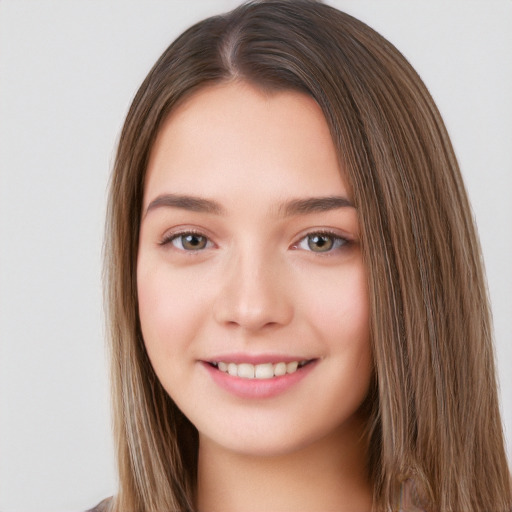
[160,231,214,253]
[293,228,352,244]
[293,231,349,249]
[159,227,212,244]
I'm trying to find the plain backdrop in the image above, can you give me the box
[0,1,511,511]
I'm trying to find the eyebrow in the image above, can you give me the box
[278,196,354,216]
[143,193,354,218]
[144,194,225,217]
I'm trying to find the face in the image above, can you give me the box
[137,82,372,457]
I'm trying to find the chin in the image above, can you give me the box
[202,432,314,458]
[197,413,359,460]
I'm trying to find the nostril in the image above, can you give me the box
[212,269,294,332]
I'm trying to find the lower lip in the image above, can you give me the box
[201,361,317,399]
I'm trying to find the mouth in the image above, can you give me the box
[207,359,315,380]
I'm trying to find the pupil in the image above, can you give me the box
[184,234,205,249]
[309,234,333,252]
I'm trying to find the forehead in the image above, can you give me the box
[143,81,349,207]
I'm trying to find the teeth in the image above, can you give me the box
[274,362,287,376]
[255,363,274,379]
[237,363,255,379]
[287,361,299,373]
[213,360,309,379]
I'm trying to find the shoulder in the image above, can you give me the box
[85,497,112,512]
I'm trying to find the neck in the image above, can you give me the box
[196,416,373,512]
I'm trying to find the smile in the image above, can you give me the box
[203,358,318,399]
[209,360,311,379]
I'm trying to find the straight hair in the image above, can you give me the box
[104,1,512,510]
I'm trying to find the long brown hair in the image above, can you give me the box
[104,1,511,510]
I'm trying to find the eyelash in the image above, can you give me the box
[159,230,213,252]
[159,229,350,254]
[292,230,350,253]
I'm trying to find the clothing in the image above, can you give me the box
[397,479,428,512]
[86,480,427,512]
[85,497,111,512]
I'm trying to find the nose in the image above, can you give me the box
[213,250,294,333]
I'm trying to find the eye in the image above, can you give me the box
[163,232,212,251]
[296,232,348,253]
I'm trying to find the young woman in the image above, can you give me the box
[96,1,512,511]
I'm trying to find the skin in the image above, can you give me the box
[137,82,373,511]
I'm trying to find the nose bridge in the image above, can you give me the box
[213,241,293,331]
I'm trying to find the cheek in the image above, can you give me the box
[305,262,370,348]
[137,258,208,358]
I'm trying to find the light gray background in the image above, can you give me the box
[0,1,510,511]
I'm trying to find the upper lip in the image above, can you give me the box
[203,353,316,365]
